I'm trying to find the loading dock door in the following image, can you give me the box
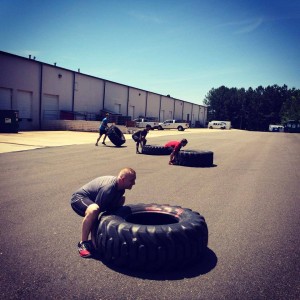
[17,90,33,130]
[0,88,12,110]
[17,90,32,119]
[129,105,135,119]
[43,94,59,120]
[160,110,165,122]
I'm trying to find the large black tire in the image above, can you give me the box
[142,145,173,155]
[177,150,213,167]
[107,125,126,147]
[95,203,208,271]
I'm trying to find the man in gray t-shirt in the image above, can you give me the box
[71,168,136,258]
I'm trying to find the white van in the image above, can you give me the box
[208,121,231,130]
[269,125,284,132]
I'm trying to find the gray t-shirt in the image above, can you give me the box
[75,176,125,212]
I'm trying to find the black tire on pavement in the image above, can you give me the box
[177,150,213,167]
[142,145,173,155]
[107,125,126,147]
[95,203,208,271]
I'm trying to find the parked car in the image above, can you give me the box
[133,118,159,130]
[157,120,189,131]
[269,125,284,132]
[208,121,231,130]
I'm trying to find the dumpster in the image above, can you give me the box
[0,110,19,133]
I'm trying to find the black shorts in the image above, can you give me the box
[71,194,94,217]
[99,129,107,135]
[132,135,140,142]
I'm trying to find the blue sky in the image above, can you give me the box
[1,0,299,104]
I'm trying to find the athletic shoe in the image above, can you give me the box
[169,161,174,165]
[95,143,98,146]
[102,142,106,145]
[78,241,93,258]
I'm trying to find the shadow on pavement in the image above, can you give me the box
[93,248,217,280]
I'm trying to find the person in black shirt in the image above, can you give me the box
[71,168,136,258]
[132,124,151,154]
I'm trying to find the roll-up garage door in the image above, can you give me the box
[0,87,12,110]
[17,90,32,119]
[43,94,59,120]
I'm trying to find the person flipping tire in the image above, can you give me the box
[132,124,151,154]
[95,113,109,146]
[165,138,188,165]
[70,168,136,258]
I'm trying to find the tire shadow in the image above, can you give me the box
[93,248,217,280]
[171,164,218,168]
[100,145,127,148]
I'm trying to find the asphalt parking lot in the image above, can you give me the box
[0,129,299,299]
[0,128,190,153]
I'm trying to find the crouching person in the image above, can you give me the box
[132,124,151,154]
[165,139,188,165]
[70,168,136,258]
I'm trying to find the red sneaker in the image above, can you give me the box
[78,241,93,258]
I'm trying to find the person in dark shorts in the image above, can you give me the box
[95,113,109,146]
[71,167,136,258]
[132,124,151,154]
[165,138,188,165]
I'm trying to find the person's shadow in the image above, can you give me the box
[100,145,127,148]
[93,247,217,280]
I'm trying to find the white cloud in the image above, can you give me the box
[234,18,263,34]
[128,11,163,24]
[216,17,264,34]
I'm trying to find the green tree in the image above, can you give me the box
[204,84,300,131]
[281,89,300,122]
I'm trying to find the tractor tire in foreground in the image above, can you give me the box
[142,145,173,155]
[177,150,213,167]
[95,203,208,271]
[107,125,126,147]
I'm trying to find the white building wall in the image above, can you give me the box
[74,74,104,114]
[190,104,198,127]
[160,96,174,121]
[0,54,40,130]
[183,102,193,122]
[146,93,160,119]
[193,105,200,126]
[128,88,146,119]
[105,82,128,115]
[200,106,207,126]
[42,65,73,114]
[0,51,207,130]
[174,100,183,120]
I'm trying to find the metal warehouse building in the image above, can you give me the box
[0,51,207,131]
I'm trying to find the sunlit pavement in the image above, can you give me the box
[0,128,229,154]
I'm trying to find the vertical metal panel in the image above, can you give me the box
[0,87,12,109]
[72,72,75,112]
[39,64,43,129]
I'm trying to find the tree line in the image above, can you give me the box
[203,85,300,131]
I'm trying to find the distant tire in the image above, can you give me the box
[157,125,163,130]
[177,150,213,167]
[142,145,173,155]
[107,125,126,147]
[177,126,184,131]
[95,203,208,271]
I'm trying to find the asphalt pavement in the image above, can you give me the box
[0,129,299,299]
